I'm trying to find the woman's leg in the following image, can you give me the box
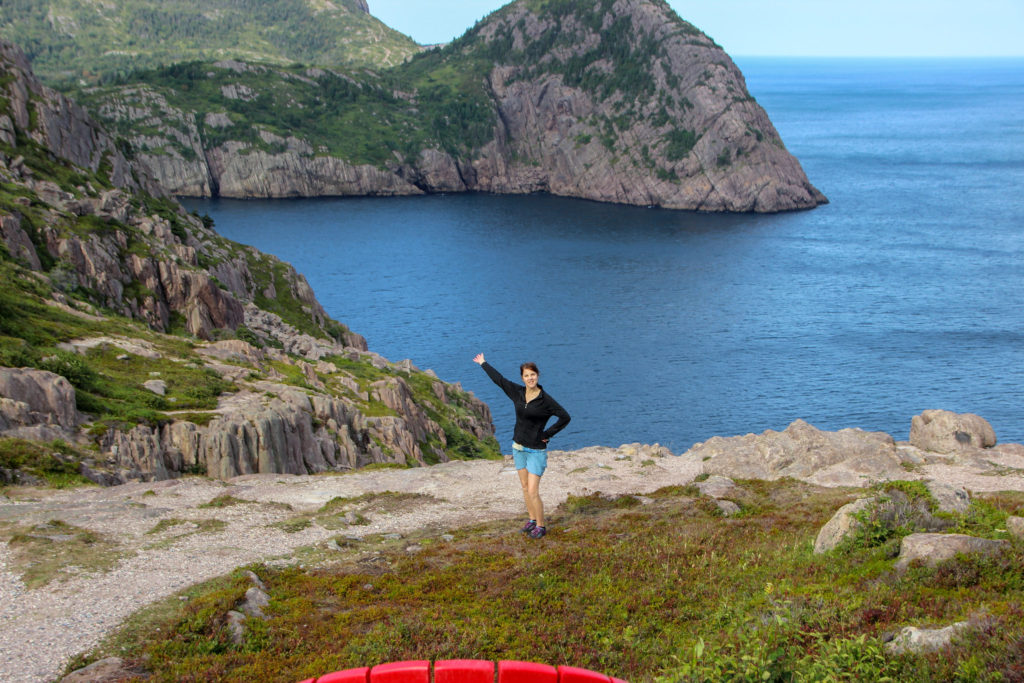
[518,468,536,521]
[526,472,544,528]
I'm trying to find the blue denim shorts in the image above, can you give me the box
[512,442,548,477]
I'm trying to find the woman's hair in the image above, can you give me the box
[519,362,540,376]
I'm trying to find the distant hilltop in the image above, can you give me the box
[0,0,417,79]
[55,0,826,212]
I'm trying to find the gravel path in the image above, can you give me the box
[1,443,1022,683]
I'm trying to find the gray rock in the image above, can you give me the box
[814,497,875,554]
[910,410,997,454]
[0,368,79,431]
[714,500,741,516]
[226,610,247,645]
[886,622,970,654]
[894,533,1008,572]
[142,379,167,396]
[695,475,738,499]
[60,656,135,682]
[1007,516,1024,539]
[239,585,270,619]
[243,569,266,591]
[0,213,42,269]
[0,41,163,196]
[686,419,903,486]
[924,481,971,514]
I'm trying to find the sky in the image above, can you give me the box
[367,0,1024,57]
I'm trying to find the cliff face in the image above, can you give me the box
[0,40,498,484]
[0,42,161,197]
[76,0,826,213]
[438,0,827,212]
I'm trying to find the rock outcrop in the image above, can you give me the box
[0,42,161,197]
[95,363,493,482]
[78,0,826,213]
[0,368,79,434]
[686,419,905,486]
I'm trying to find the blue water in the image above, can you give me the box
[182,58,1024,452]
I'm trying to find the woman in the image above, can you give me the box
[473,353,571,539]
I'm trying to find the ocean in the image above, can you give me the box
[182,58,1024,453]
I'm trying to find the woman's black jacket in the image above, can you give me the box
[480,362,571,450]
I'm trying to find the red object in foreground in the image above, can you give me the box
[299,660,624,683]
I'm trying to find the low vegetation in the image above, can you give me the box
[0,437,95,488]
[273,491,438,533]
[67,480,1024,681]
[1,519,128,588]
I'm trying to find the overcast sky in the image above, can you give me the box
[368,0,1024,57]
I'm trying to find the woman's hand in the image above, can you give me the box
[473,353,485,365]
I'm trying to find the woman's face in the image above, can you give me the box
[521,368,538,389]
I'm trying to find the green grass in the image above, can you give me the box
[66,480,1024,681]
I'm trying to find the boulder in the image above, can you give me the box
[815,488,961,555]
[686,419,904,486]
[1007,516,1024,540]
[714,499,741,516]
[886,622,970,655]
[894,533,1008,572]
[695,475,738,499]
[910,410,996,454]
[813,497,875,554]
[142,379,167,396]
[60,656,136,682]
[924,481,971,514]
[0,368,78,431]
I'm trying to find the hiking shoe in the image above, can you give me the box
[520,519,537,533]
[528,525,547,539]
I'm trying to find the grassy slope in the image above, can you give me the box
[63,479,1024,681]
[0,0,420,84]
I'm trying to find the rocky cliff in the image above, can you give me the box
[74,0,826,212]
[0,40,498,484]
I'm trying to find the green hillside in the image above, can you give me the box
[0,0,421,84]
[71,49,496,167]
